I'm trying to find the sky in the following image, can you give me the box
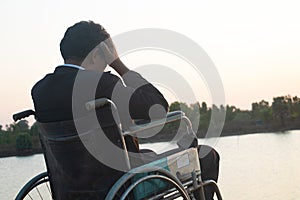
[0,0,299,126]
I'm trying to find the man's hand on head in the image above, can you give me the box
[99,37,130,76]
[99,37,119,65]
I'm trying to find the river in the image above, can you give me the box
[1,130,299,199]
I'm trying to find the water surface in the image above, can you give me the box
[1,130,299,199]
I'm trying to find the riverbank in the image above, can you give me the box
[0,148,43,158]
[139,127,300,143]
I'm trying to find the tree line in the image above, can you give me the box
[0,120,40,157]
[142,95,300,141]
[0,95,300,156]
[168,95,300,138]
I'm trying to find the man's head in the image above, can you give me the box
[60,21,110,70]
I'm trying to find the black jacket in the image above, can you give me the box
[31,66,168,122]
[32,66,169,150]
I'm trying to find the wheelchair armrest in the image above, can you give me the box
[166,111,184,118]
[123,111,185,136]
[85,98,112,111]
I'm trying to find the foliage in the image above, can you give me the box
[167,95,300,137]
[15,133,32,150]
[30,122,39,135]
[0,119,40,154]
[0,94,300,155]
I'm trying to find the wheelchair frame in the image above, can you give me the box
[13,98,222,200]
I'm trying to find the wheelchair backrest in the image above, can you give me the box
[37,104,131,199]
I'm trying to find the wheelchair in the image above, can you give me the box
[13,98,222,200]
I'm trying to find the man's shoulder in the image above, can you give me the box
[73,69,120,84]
[31,73,53,94]
[31,68,121,94]
[101,71,120,82]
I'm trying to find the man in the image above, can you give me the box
[32,21,219,199]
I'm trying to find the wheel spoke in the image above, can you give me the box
[45,178,52,198]
[35,186,43,199]
[28,193,33,200]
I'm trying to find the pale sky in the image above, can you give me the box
[0,0,299,126]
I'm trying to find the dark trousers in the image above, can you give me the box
[197,145,220,200]
[135,145,220,200]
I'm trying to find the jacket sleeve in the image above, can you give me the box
[100,70,169,123]
[123,71,169,120]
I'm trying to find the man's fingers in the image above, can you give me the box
[99,39,118,65]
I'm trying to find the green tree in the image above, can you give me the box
[8,120,30,134]
[233,112,251,122]
[272,96,289,126]
[189,102,201,131]
[199,111,210,133]
[291,96,300,120]
[30,122,39,135]
[15,133,32,151]
[252,100,272,123]
[259,108,272,123]
[169,101,180,112]
[201,102,207,113]
[169,101,190,114]
[225,105,237,122]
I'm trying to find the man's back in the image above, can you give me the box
[32,66,118,123]
[32,65,168,121]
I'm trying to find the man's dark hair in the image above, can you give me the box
[60,21,109,63]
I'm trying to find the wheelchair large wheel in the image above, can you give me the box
[105,166,190,200]
[15,172,52,200]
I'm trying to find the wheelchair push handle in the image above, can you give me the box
[12,98,113,122]
[13,110,35,122]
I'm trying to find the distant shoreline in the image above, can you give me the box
[0,148,43,158]
[2,95,300,158]
[139,127,300,143]
[1,129,299,159]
